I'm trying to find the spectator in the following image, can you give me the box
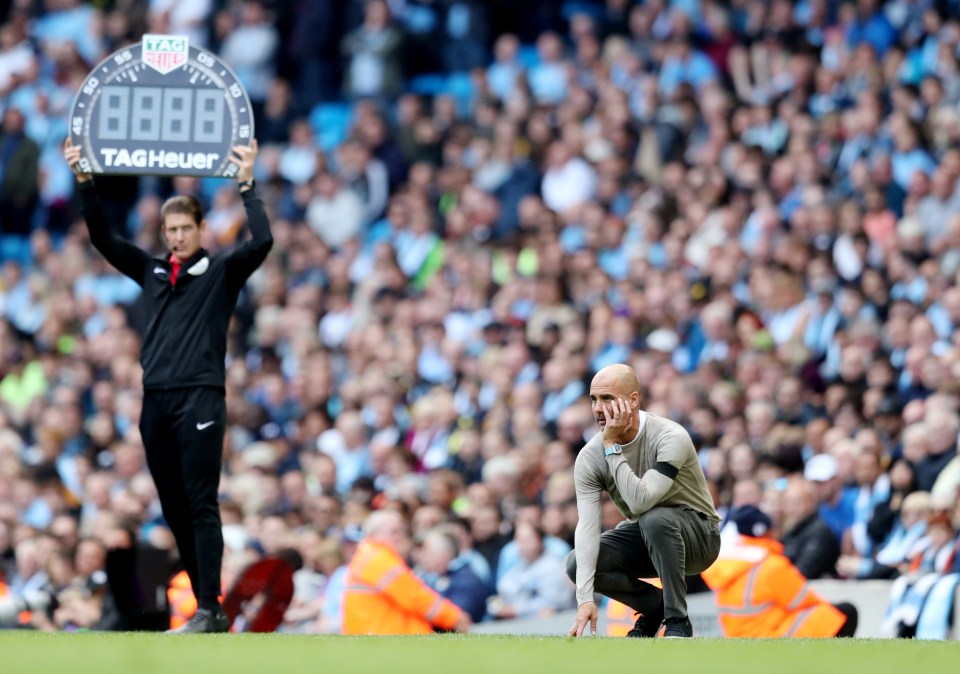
[218,1,279,128]
[470,504,510,577]
[0,107,40,243]
[337,138,389,226]
[487,34,522,102]
[703,505,857,638]
[416,527,490,622]
[342,510,470,634]
[0,23,35,97]
[842,482,931,580]
[340,0,404,101]
[805,453,858,542]
[286,0,341,112]
[540,141,597,215]
[317,410,372,495]
[440,0,489,74]
[845,0,897,58]
[658,32,719,97]
[915,408,958,491]
[306,172,365,250]
[780,479,840,579]
[528,32,569,105]
[488,522,574,620]
[883,507,958,637]
[148,0,212,49]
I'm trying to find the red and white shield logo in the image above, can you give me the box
[142,34,189,75]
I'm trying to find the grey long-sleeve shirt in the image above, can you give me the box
[573,411,719,605]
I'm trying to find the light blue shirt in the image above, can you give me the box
[323,565,348,634]
[892,149,936,190]
[487,62,521,101]
[529,63,568,104]
[658,51,718,96]
[497,535,571,584]
[542,380,585,424]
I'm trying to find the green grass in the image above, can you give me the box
[2,633,958,674]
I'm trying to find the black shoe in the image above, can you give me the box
[663,616,693,638]
[626,601,664,638]
[167,607,230,634]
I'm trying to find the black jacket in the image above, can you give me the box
[915,449,955,492]
[79,182,273,390]
[780,512,840,580]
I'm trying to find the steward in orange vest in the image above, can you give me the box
[702,506,857,638]
[606,578,664,637]
[343,511,470,635]
[168,570,199,630]
[168,570,228,630]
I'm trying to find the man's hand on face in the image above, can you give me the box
[601,396,638,446]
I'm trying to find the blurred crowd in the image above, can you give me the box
[3,0,960,634]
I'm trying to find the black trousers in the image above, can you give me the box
[140,386,226,607]
[566,506,721,620]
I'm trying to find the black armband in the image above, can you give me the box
[654,462,679,480]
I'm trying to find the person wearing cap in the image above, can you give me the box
[805,453,858,541]
[702,505,858,638]
[566,364,721,639]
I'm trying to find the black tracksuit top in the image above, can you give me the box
[79,181,273,391]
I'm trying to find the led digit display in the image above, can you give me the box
[70,35,254,177]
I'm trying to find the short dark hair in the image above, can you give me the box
[160,195,203,228]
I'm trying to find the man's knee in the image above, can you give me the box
[565,550,577,583]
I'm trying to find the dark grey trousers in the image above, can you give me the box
[566,506,721,620]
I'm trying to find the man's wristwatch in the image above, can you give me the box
[604,444,623,457]
[238,178,256,190]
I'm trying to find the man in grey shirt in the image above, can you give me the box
[566,364,720,638]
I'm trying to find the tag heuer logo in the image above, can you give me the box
[142,34,189,75]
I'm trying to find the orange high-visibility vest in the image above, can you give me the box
[701,536,845,638]
[606,600,635,636]
[605,578,663,637]
[343,539,463,635]
[167,570,198,630]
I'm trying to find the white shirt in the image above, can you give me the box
[541,157,597,212]
[306,190,364,249]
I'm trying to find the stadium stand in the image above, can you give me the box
[2,0,960,636]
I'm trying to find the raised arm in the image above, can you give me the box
[224,140,273,285]
[64,139,149,286]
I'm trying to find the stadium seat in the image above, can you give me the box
[309,102,355,152]
[408,74,448,96]
[516,45,540,70]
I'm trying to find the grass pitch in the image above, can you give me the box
[2,633,958,674]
